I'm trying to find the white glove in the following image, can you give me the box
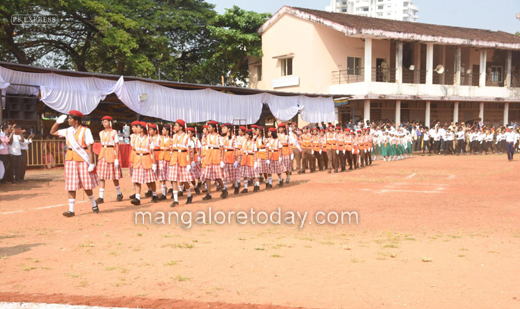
[114,159,119,167]
[254,162,258,169]
[88,163,95,172]
[336,150,339,155]
[266,160,270,165]
[352,150,355,154]
[371,147,373,152]
[56,115,68,124]
[220,161,225,169]
[191,161,196,168]
[233,161,239,169]
[364,149,367,153]
[152,164,157,172]
[319,150,322,155]
[278,156,282,163]
[198,157,201,163]
[343,150,345,154]
[186,164,191,172]
[311,150,314,155]
[291,154,294,160]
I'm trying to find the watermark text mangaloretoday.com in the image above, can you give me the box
[135,207,358,229]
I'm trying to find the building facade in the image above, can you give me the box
[249,6,520,127]
[326,0,419,22]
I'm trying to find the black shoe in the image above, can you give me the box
[170,201,179,207]
[131,199,141,205]
[130,194,136,200]
[186,196,193,204]
[253,185,259,192]
[349,167,353,170]
[286,178,290,183]
[95,197,104,204]
[178,190,184,197]
[92,204,99,213]
[216,186,221,192]
[151,195,158,203]
[334,169,338,173]
[116,194,123,202]
[203,194,212,200]
[278,179,284,187]
[241,188,248,193]
[234,187,240,195]
[194,187,201,195]
[168,188,173,194]
[328,170,331,174]
[145,190,153,197]
[62,211,75,217]
[221,189,228,199]
[158,194,166,201]
[265,183,269,189]
[202,188,208,193]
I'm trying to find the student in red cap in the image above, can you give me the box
[289,122,302,172]
[96,116,123,204]
[186,127,203,193]
[336,125,346,172]
[266,127,285,187]
[157,123,172,200]
[299,126,313,174]
[325,124,338,173]
[253,126,269,192]
[239,129,256,193]
[50,110,100,217]
[236,126,247,176]
[344,128,354,170]
[129,120,140,200]
[143,123,159,198]
[311,127,322,171]
[168,119,195,206]
[201,121,228,200]
[221,123,241,194]
[130,122,158,205]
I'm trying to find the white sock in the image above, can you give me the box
[216,182,220,189]
[88,195,96,207]
[173,191,178,202]
[255,182,260,187]
[223,182,228,190]
[162,185,166,196]
[115,186,121,195]
[287,175,290,181]
[244,182,248,189]
[204,182,208,190]
[187,189,192,197]
[152,191,157,197]
[268,177,272,184]
[68,199,75,212]
[99,188,104,199]
[235,181,239,188]
[136,194,140,200]
[180,185,184,192]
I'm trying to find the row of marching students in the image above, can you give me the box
[296,124,374,174]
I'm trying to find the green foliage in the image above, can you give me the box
[0,0,271,86]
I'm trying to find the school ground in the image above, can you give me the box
[0,154,519,309]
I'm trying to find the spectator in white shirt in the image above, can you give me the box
[505,128,515,161]
[19,131,34,181]
[7,125,24,183]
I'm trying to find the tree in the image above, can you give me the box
[208,6,271,86]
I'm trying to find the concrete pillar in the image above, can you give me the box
[414,43,422,84]
[335,106,340,123]
[453,101,459,123]
[479,49,487,87]
[440,45,446,84]
[479,102,484,121]
[454,47,461,86]
[425,101,431,127]
[396,41,403,84]
[426,43,434,85]
[364,99,371,123]
[395,100,401,124]
[364,38,372,83]
[505,50,512,88]
[504,102,509,126]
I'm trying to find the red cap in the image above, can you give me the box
[328,124,334,127]
[139,121,147,128]
[239,126,247,131]
[344,128,351,132]
[268,127,276,132]
[351,132,356,135]
[357,130,361,133]
[278,123,286,128]
[203,125,208,128]
[131,120,140,126]
[69,110,83,118]
[187,127,195,132]
[148,123,158,130]
[320,129,325,132]
[291,122,297,126]
[101,116,113,122]
[176,119,186,127]
[251,125,258,128]
[257,126,264,131]
[312,127,318,131]
[208,121,218,125]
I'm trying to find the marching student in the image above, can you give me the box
[344,128,354,168]
[50,110,100,217]
[254,126,270,191]
[483,130,494,155]
[201,121,228,200]
[351,131,359,168]
[357,129,366,166]
[336,126,346,172]
[405,131,413,158]
[289,123,301,172]
[157,124,172,200]
[299,126,313,174]
[278,124,294,182]
[239,129,256,193]
[381,131,390,161]
[456,126,465,155]
[96,116,123,204]
[325,124,338,173]
[319,129,328,169]
[505,127,515,161]
[221,123,241,195]
[129,121,139,200]
[444,128,454,155]
[311,127,321,171]
[143,123,160,197]
[169,119,195,206]
[186,127,202,194]
[266,127,285,187]
[130,122,158,205]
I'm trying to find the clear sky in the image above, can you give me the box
[207,0,519,34]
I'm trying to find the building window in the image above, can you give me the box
[347,57,362,75]
[257,65,262,81]
[363,7,369,11]
[491,66,502,83]
[342,8,347,12]
[281,58,293,76]
[378,5,383,9]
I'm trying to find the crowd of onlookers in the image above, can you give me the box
[0,121,34,184]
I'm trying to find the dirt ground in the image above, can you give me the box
[1,154,519,308]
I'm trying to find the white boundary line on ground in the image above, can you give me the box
[0,210,24,215]
[406,173,416,178]
[0,302,142,309]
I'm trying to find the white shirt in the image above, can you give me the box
[456,131,465,140]
[20,138,32,150]
[8,134,22,156]
[505,132,515,143]
[57,126,95,146]
[423,132,430,141]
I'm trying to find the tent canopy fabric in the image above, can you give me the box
[0,63,336,124]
